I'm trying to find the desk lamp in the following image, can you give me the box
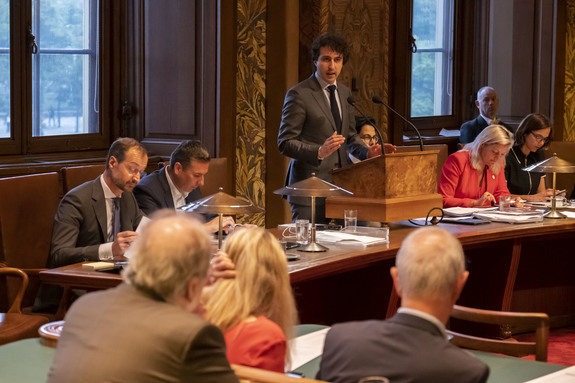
[179,188,263,249]
[523,154,575,219]
[274,173,353,252]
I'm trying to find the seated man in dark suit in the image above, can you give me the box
[47,212,239,383]
[317,226,489,383]
[133,140,234,233]
[460,86,513,144]
[49,137,148,268]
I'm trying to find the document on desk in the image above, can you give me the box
[473,211,544,224]
[315,231,388,247]
[524,365,575,382]
[287,328,329,371]
[123,216,151,258]
[443,207,498,217]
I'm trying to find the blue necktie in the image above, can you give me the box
[328,85,342,134]
[112,197,121,241]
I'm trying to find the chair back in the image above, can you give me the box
[158,157,230,197]
[61,164,106,194]
[0,173,61,309]
[447,304,550,362]
[201,157,230,196]
[0,267,50,345]
[0,268,28,313]
[232,364,326,383]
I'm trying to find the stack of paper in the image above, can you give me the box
[316,231,388,247]
[473,211,544,224]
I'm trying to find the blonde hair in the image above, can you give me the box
[124,211,211,301]
[463,124,513,174]
[204,228,298,362]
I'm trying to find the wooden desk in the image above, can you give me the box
[40,219,575,325]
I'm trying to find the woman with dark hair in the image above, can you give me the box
[505,113,555,201]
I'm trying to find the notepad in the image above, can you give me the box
[82,262,115,270]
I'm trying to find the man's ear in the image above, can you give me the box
[475,100,480,108]
[108,155,118,170]
[173,162,183,175]
[390,266,402,298]
[452,270,469,302]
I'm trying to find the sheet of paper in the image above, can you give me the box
[473,212,544,224]
[439,128,461,137]
[123,216,152,258]
[287,328,329,371]
[523,365,575,382]
[560,210,575,219]
[443,207,498,217]
[316,231,388,247]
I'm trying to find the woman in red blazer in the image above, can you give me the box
[439,125,514,208]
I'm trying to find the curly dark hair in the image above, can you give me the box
[311,33,350,65]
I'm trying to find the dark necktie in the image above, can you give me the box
[112,197,121,241]
[328,85,342,134]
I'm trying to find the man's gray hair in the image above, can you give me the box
[395,226,465,299]
[123,211,211,301]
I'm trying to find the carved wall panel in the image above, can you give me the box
[235,0,267,225]
[565,0,575,141]
[299,0,391,140]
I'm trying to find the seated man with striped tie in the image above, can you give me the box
[459,86,514,144]
[49,137,148,268]
[133,140,235,233]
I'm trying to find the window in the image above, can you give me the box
[31,0,98,137]
[410,0,454,118]
[0,0,113,156]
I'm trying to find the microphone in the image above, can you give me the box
[372,95,424,151]
[346,96,386,154]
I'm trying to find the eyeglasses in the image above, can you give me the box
[360,135,380,144]
[530,131,549,144]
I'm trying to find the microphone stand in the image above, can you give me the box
[372,95,424,151]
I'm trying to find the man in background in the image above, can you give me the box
[317,226,489,383]
[49,137,147,268]
[460,86,513,144]
[134,140,234,232]
[47,212,238,383]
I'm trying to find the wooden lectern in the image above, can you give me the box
[326,146,444,222]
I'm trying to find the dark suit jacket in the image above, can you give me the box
[277,75,368,205]
[47,283,238,383]
[317,313,489,383]
[460,115,513,144]
[133,168,202,215]
[49,177,144,268]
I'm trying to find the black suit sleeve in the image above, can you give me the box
[133,184,162,216]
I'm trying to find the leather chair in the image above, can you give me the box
[61,164,106,194]
[158,157,230,196]
[0,268,49,345]
[0,172,61,310]
[447,304,550,362]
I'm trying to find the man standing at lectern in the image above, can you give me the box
[278,33,383,223]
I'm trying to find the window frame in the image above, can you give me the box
[0,0,116,158]
[391,0,474,143]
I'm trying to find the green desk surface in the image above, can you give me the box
[292,325,566,383]
[0,338,55,383]
[0,328,566,383]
